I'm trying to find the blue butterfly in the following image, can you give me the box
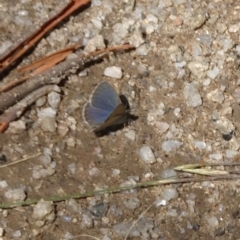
[82,81,128,133]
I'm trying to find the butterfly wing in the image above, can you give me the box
[83,102,112,128]
[90,81,121,111]
[83,81,127,131]
[94,104,127,132]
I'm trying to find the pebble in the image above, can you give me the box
[0,180,8,189]
[124,129,136,141]
[209,153,223,161]
[36,96,46,107]
[89,167,99,176]
[40,117,57,132]
[12,230,21,238]
[160,169,178,179]
[8,120,26,134]
[91,18,103,30]
[81,214,93,228]
[32,199,55,224]
[89,202,108,218]
[68,163,76,175]
[104,66,123,79]
[225,149,238,159]
[161,187,179,201]
[37,107,57,119]
[161,140,183,152]
[57,121,69,137]
[158,0,173,9]
[207,66,220,79]
[183,82,202,107]
[5,188,26,201]
[113,222,140,237]
[112,169,120,177]
[139,146,156,164]
[84,35,105,53]
[187,58,209,79]
[32,165,55,179]
[194,140,206,150]
[207,89,225,103]
[166,208,178,217]
[123,197,141,210]
[0,228,3,237]
[66,137,76,147]
[47,91,61,109]
[213,117,234,135]
[187,11,208,30]
[0,40,13,55]
[207,216,219,228]
[155,122,169,133]
[136,44,149,56]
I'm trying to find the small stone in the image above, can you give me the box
[104,66,122,79]
[174,108,181,117]
[0,180,8,189]
[187,11,208,30]
[91,18,103,30]
[162,140,183,152]
[193,140,206,150]
[8,120,26,134]
[81,214,93,228]
[89,167,99,176]
[225,149,238,159]
[37,107,57,119]
[36,96,46,107]
[158,0,173,8]
[124,129,136,141]
[12,230,21,238]
[0,40,13,55]
[166,208,178,217]
[207,66,220,79]
[160,169,177,179]
[0,228,4,237]
[213,117,234,135]
[32,199,54,222]
[161,187,179,201]
[187,58,209,79]
[139,146,156,164]
[84,35,105,53]
[209,153,222,161]
[68,163,76,174]
[155,122,169,133]
[136,44,149,56]
[47,91,61,109]
[57,121,69,137]
[113,222,140,237]
[229,24,239,33]
[128,28,145,48]
[66,137,76,147]
[5,188,26,201]
[112,169,120,176]
[40,117,57,132]
[183,82,202,107]
[207,216,219,228]
[172,0,186,5]
[207,89,224,103]
[124,197,141,210]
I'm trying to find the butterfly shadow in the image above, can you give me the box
[94,94,138,137]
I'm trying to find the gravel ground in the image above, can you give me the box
[1,0,240,239]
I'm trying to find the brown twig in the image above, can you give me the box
[0,44,134,112]
[0,85,61,132]
[0,0,91,72]
[0,44,135,132]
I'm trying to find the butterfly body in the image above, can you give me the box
[82,81,128,133]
